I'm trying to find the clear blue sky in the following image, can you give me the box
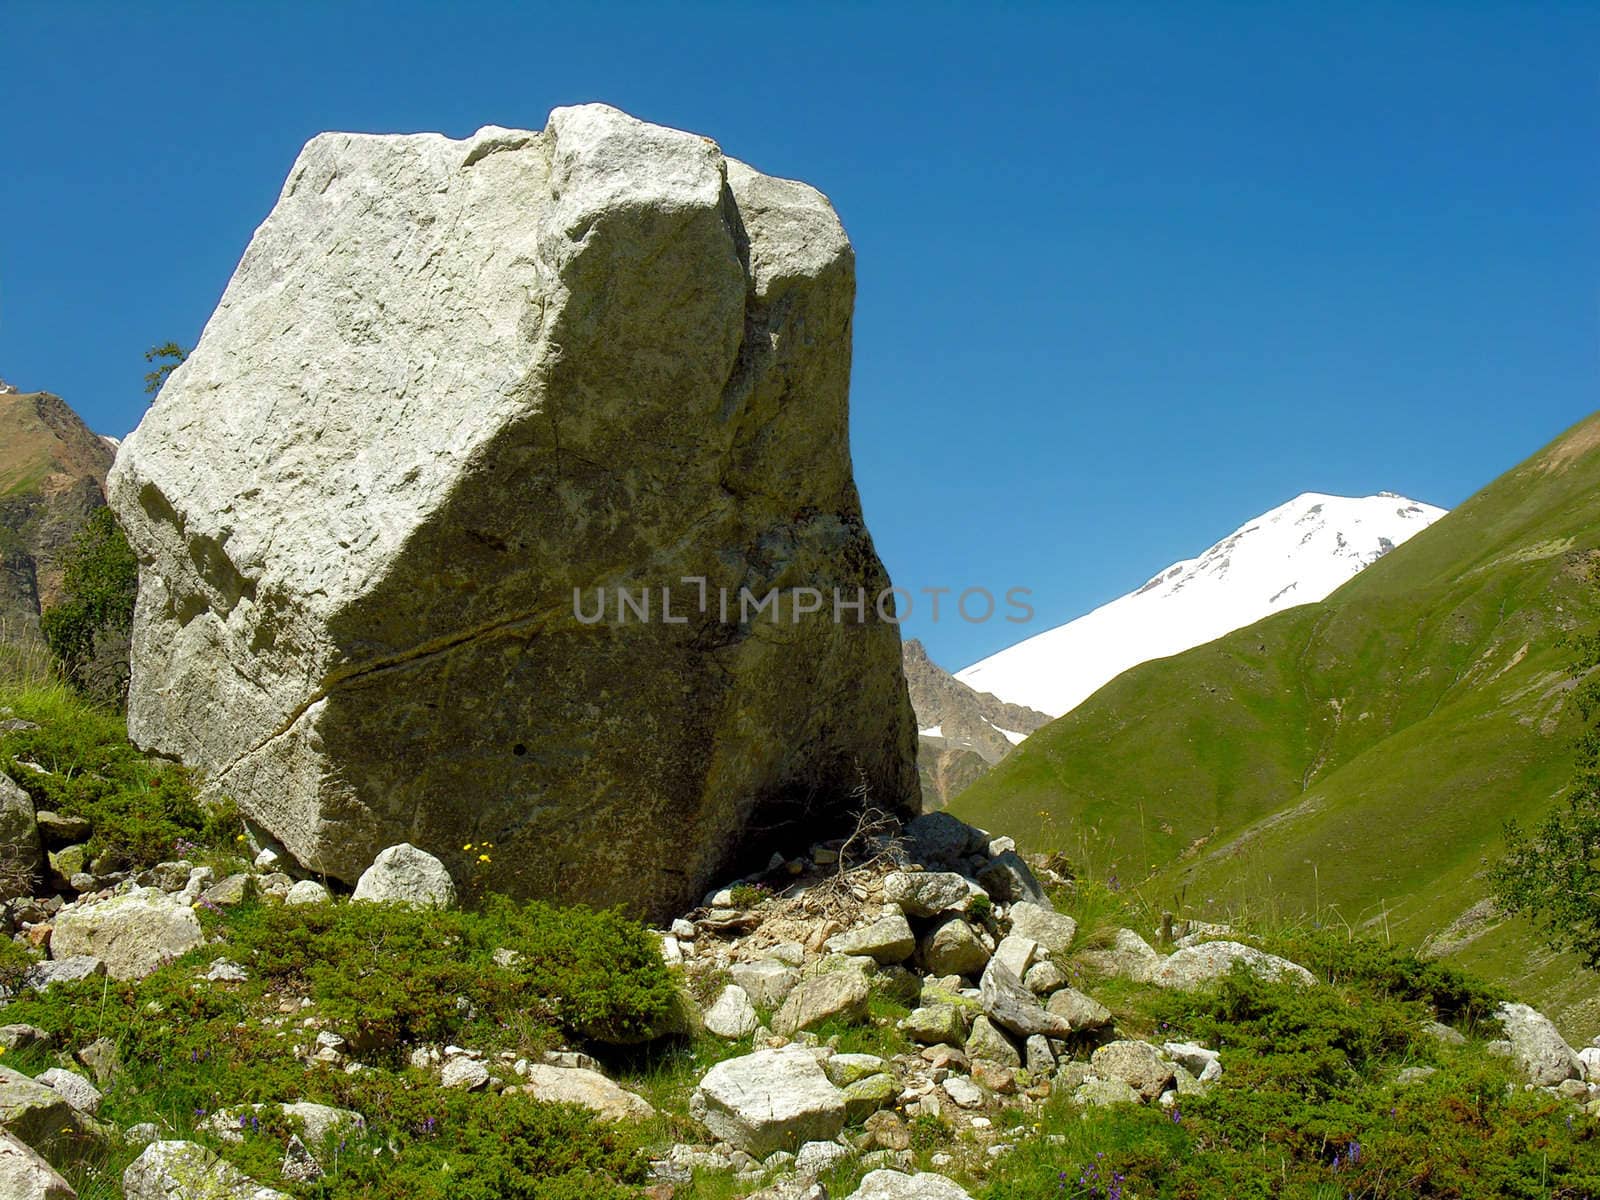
[3,2,1596,670]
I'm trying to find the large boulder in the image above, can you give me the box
[107,103,918,921]
[0,1066,100,1168]
[772,966,870,1036]
[49,891,203,980]
[1494,1003,1582,1086]
[690,1046,846,1156]
[979,959,1073,1039]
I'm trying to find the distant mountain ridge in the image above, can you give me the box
[953,414,1600,1040]
[0,390,116,643]
[958,491,1447,717]
[902,639,1050,809]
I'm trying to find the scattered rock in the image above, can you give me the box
[24,957,105,992]
[1076,928,1161,982]
[1007,902,1077,960]
[690,1045,847,1156]
[1152,941,1315,991]
[50,892,203,980]
[964,1015,1021,1067]
[440,1058,489,1091]
[900,1005,970,1046]
[281,1135,321,1184]
[842,1073,896,1122]
[203,958,247,984]
[1044,987,1113,1032]
[940,1076,985,1109]
[73,1039,121,1087]
[980,959,1072,1039]
[1022,960,1066,995]
[352,844,457,908]
[284,880,331,906]
[827,912,916,964]
[704,985,761,1040]
[1161,1042,1220,1080]
[1578,1047,1600,1083]
[917,917,990,978]
[0,1129,75,1200]
[884,872,973,919]
[795,1139,851,1177]
[1073,1078,1141,1107]
[773,967,870,1036]
[1396,1066,1438,1086]
[519,1065,654,1121]
[845,1169,975,1199]
[824,1054,889,1087]
[1090,1041,1174,1101]
[123,1140,290,1200]
[1494,1002,1582,1086]
[1422,1021,1467,1047]
[730,960,801,1009]
[865,1109,912,1151]
[975,851,1050,907]
[0,1026,52,1053]
[33,1070,100,1117]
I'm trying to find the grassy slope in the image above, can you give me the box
[955,413,1600,1039]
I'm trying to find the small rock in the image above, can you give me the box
[980,959,1072,1039]
[845,1168,975,1199]
[773,967,870,1036]
[281,1135,322,1183]
[33,811,89,849]
[34,1069,101,1116]
[1045,987,1113,1031]
[1495,1002,1582,1086]
[964,1015,1021,1067]
[842,1073,896,1122]
[975,851,1050,907]
[690,1045,846,1157]
[74,1038,122,1087]
[123,1140,290,1199]
[704,985,761,1040]
[916,917,990,978]
[0,1025,52,1052]
[1153,941,1315,991]
[1007,902,1077,960]
[351,844,457,908]
[731,959,801,1008]
[1396,1066,1438,1086]
[884,872,972,918]
[794,1139,851,1177]
[1089,1041,1174,1100]
[899,1005,970,1046]
[865,1109,911,1151]
[49,892,203,981]
[1022,960,1066,995]
[823,1053,888,1087]
[1024,1034,1055,1075]
[519,1065,654,1121]
[670,918,696,940]
[940,1075,985,1109]
[1074,1078,1141,1107]
[826,913,916,964]
[441,1058,490,1090]
[284,880,331,906]
[203,958,247,983]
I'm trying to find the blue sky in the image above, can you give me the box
[3,2,1596,669]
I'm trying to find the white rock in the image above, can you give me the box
[884,872,972,918]
[1006,902,1077,959]
[0,1130,74,1200]
[34,1068,101,1116]
[123,1140,290,1199]
[50,892,203,980]
[730,959,800,1008]
[252,849,280,871]
[845,1169,975,1199]
[1161,1041,1220,1078]
[1495,1002,1582,1086]
[703,985,761,1040]
[940,1076,985,1109]
[1152,941,1315,990]
[284,880,331,906]
[107,103,917,923]
[794,1139,851,1177]
[689,1045,846,1156]
[519,1065,654,1121]
[1578,1046,1600,1083]
[441,1058,489,1090]
[352,844,456,908]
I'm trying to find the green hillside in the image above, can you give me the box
[954,412,1600,1039]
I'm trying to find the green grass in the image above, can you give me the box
[955,412,1600,1040]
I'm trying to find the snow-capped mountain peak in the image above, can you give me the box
[955,492,1447,719]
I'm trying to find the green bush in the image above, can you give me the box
[1274,928,1504,1026]
[0,682,230,870]
[221,894,677,1056]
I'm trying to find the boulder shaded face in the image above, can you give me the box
[108,103,918,920]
